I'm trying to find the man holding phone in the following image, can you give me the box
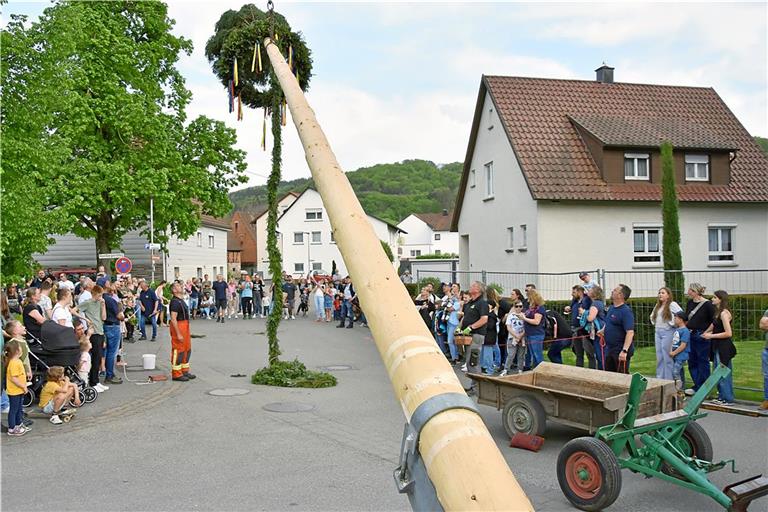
[138,280,159,341]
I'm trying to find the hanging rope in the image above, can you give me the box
[267,0,275,39]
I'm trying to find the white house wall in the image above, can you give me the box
[167,227,228,281]
[255,194,298,274]
[398,215,459,259]
[457,90,540,279]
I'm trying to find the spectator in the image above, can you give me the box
[138,281,159,341]
[400,271,413,284]
[760,309,768,411]
[603,284,635,373]
[28,270,47,289]
[39,282,54,319]
[684,283,716,394]
[5,285,22,316]
[102,282,123,385]
[254,275,265,318]
[202,274,212,296]
[579,272,596,293]
[282,275,298,320]
[545,308,573,365]
[77,278,94,305]
[38,366,79,425]
[501,300,526,376]
[485,288,502,370]
[651,287,683,380]
[702,290,737,405]
[57,273,75,292]
[4,339,29,435]
[51,289,75,328]
[312,280,326,322]
[155,281,168,326]
[459,281,489,374]
[584,286,606,368]
[226,279,238,319]
[212,275,228,324]
[323,283,333,322]
[481,299,498,375]
[445,283,462,364]
[564,285,594,368]
[240,276,254,319]
[22,288,45,343]
[518,289,546,369]
[670,311,691,393]
[199,293,214,319]
[78,285,109,392]
[189,278,201,319]
[337,276,355,329]
[414,287,434,330]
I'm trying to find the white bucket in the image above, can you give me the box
[142,354,156,370]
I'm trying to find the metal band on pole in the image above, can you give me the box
[263,37,533,511]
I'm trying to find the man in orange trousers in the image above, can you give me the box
[169,282,196,382]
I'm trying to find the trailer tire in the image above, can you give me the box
[502,395,546,437]
[661,421,713,478]
[558,437,622,511]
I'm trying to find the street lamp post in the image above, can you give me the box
[303,231,312,276]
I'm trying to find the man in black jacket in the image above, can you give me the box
[545,308,573,364]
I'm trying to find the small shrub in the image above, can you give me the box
[251,359,337,388]
[417,277,443,296]
[487,282,503,296]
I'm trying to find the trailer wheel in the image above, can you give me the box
[661,421,713,478]
[22,389,35,408]
[502,395,546,437]
[558,437,622,511]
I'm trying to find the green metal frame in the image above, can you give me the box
[594,365,735,509]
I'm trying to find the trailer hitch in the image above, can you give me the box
[724,474,768,512]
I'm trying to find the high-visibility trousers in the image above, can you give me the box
[171,320,191,378]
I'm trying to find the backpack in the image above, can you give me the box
[579,309,604,340]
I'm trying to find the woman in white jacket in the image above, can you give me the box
[651,287,682,380]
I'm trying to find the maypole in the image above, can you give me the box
[262,28,533,512]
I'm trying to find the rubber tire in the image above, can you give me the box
[69,390,85,408]
[557,437,623,512]
[502,395,547,437]
[661,421,713,477]
[83,387,98,404]
[22,389,35,408]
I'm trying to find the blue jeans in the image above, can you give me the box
[1,389,9,411]
[527,334,545,369]
[104,324,121,379]
[654,328,675,380]
[189,297,199,313]
[435,332,448,356]
[689,330,711,391]
[140,311,158,339]
[340,299,353,326]
[480,345,495,374]
[763,348,768,401]
[314,294,325,320]
[673,359,687,391]
[492,343,501,368]
[547,339,572,364]
[714,353,734,403]
[446,323,459,361]
[8,394,23,430]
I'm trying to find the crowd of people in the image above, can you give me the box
[411,272,768,409]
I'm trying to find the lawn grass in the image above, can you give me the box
[558,340,765,403]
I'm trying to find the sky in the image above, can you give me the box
[4,1,767,190]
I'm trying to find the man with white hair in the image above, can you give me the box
[459,281,489,374]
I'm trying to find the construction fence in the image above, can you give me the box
[414,268,768,346]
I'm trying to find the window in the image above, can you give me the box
[293,232,304,244]
[196,232,202,247]
[311,231,321,244]
[330,231,335,243]
[708,226,734,262]
[294,263,304,272]
[434,233,441,241]
[624,153,650,180]
[435,250,441,255]
[685,154,709,181]
[484,162,494,198]
[410,250,421,257]
[507,227,514,249]
[312,262,322,271]
[488,107,494,130]
[173,267,180,279]
[208,235,215,248]
[234,221,239,232]
[520,224,527,248]
[305,209,323,221]
[470,169,476,188]
[397,247,402,255]
[633,227,661,263]
[196,267,203,279]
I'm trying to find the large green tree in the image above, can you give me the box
[206,4,312,366]
[1,1,246,276]
[660,142,684,299]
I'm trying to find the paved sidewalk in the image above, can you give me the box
[2,314,767,511]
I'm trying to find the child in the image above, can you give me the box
[333,293,342,322]
[281,292,289,320]
[298,288,310,317]
[4,340,29,436]
[670,311,691,394]
[77,334,101,392]
[38,366,79,425]
[261,293,271,317]
[500,301,527,376]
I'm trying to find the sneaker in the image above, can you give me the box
[346,325,353,329]
[460,364,468,372]
[94,383,108,392]
[151,337,157,342]
[719,401,734,406]
[336,324,345,328]
[22,418,34,428]
[499,370,508,377]
[106,376,123,384]
[49,415,63,425]
[172,375,189,382]
[684,388,695,396]
[221,318,225,324]
[183,373,197,380]
[291,315,296,320]
[8,426,27,436]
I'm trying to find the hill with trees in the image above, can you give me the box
[229,159,462,224]
[755,136,768,154]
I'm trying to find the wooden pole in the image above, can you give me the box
[263,38,533,512]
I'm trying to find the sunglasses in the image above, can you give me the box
[514,304,523,308]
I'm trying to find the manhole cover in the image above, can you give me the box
[320,365,353,371]
[262,402,315,413]
[208,388,250,396]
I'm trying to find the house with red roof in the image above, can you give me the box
[397,210,458,260]
[451,66,768,279]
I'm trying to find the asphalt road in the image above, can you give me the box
[3,313,767,511]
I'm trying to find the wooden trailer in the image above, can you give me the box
[468,363,679,436]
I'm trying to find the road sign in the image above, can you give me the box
[144,243,161,250]
[151,255,161,262]
[115,257,133,274]
[98,253,124,260]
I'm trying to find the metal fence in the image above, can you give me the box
[415,268,768,345]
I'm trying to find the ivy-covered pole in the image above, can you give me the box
[262,36,532,511]
[661,142,684,299]
[265,88,283,365]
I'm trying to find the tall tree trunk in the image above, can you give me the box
[265,91,284,366]
[95,228,112,270]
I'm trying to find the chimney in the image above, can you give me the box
[595,63,614,84]
[442,209,448,216]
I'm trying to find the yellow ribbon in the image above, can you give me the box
[257,43,262,72]
[234,58,239,86]
[251,42,257,72]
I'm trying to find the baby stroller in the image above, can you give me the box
[25,321,97,408]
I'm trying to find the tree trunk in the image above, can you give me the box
[95,228,112,269]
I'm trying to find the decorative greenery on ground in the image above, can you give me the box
[251,359,337,388]
[229,159,462,224]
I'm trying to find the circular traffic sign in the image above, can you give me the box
[115,256,132,274]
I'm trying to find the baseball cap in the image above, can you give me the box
[674,310,688,321]
[578,272,589,278]
[96,276,108,287]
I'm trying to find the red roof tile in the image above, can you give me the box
[414,212,453,231]
[480,76,768,203]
